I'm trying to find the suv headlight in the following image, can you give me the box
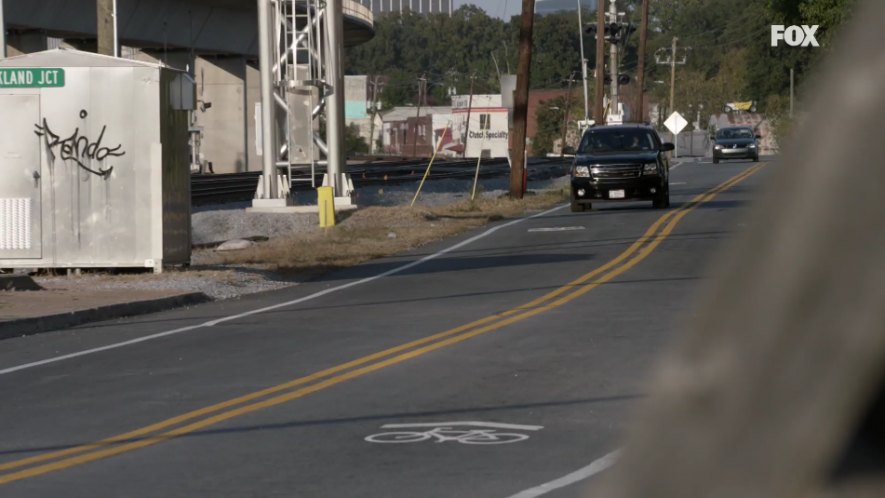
[574,165,590,178]
[713,144,723,150]
[749,143,757,148]
[642,163,658,176]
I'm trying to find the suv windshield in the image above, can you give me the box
[716,128,755,139]
[578,129,657,154]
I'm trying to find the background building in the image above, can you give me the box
[380,106,453,156]
[451,95,509,158]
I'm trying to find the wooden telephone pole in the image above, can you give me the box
[510,0,537,199]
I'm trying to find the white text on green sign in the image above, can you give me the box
[0,68,65,88]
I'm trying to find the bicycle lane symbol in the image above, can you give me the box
[365,421,543,445]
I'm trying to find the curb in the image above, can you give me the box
[0,275,43,291]
[0,292,213,341]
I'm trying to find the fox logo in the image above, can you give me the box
[771,25,820,47]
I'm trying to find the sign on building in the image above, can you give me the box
[451,95,510,158]
[0,68,65,88]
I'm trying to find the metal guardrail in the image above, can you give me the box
[191,158,569,205]
[191,172,262,205]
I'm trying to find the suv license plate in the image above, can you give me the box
[609,190,625,199]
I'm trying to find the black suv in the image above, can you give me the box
[567,125,674,212]
[711,126,760,163]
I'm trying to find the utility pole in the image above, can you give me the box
[790,68,795,118]
[326,0,347,196]
[608,0,619,122]
[0,0,7,59]
[669,36,678,116]
[576,0,589,124]
[256,0,278,201]
[413,73,426,157]
[635,0,649,123]
[510,0,536,199]
[463,74,476,158]
[113,0,119,56]
[594,0,605,125]
[561,72,576,157]
[96,0,115,56]
[656,39,688,118]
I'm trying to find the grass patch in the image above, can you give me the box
[204,188,568,274]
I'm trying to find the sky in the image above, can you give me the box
[459,0,521,19]
[458,0,597,20]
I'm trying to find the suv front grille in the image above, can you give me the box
[591,164,641,180]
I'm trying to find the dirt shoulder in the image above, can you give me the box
[203,190,569,272]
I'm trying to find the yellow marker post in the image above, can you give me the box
[317,186,335,227]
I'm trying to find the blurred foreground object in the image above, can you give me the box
[599,1,885,497]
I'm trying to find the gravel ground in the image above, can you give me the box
[193,173,570,244]
[34,267,302,301]
[28,172,570,303]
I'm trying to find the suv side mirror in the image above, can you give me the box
[755,134,762,139]
[562,146,576,155]
[710,135,716,140]
[660,143,675,152]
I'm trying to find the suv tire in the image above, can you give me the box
[652,186,670,209]
[571,201,590,212]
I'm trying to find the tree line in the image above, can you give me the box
[344,0,857,150]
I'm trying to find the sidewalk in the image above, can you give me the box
[0,278,211,340]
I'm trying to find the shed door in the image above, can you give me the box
[0,95,42,259]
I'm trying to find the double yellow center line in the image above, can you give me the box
[0,163,764,485]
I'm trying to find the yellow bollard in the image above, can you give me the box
[317,186,335,228]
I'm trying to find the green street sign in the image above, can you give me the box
[0,68,65,88]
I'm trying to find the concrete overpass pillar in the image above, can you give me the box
[6,30,47,57]
[134,49,259,174]
[192,56,250,173]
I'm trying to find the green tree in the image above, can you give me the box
[380,69,419,109]
[528,12,583,88]
[534,95,583,156]
[746,0,858,109]
[345,123,369,157]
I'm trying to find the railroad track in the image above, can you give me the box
[191,158,568,205]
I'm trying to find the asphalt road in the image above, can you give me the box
[0,158,770,498]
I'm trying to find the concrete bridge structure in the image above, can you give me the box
[1,0,375,174]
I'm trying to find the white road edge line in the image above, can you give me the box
[527,226,586,233]
[505,449,622,498]
[0,204,568,376]
[381,421,543,431]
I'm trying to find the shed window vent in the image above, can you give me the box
[0,198,31,250]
